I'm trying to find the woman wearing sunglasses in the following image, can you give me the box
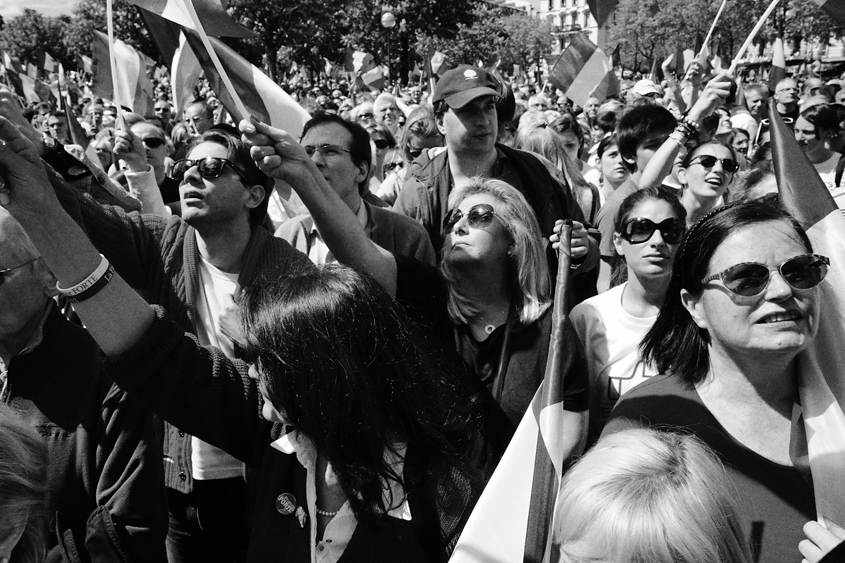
[677,140,739,227]
[366,124,395,192]
[604,200,827,563]
[570,187,685,444]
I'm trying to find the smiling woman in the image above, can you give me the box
[604,200,824,563]
[678,140,738,226]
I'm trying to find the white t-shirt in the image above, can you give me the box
[191,255,245,480]
[570,282,660,443]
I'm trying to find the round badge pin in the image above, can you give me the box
[276,492,297,516]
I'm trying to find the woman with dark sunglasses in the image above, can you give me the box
[365,124,395,191]
[677,140,739,227]
[604,200,826,563]
[570,187,685,444]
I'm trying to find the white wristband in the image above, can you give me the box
[57,254,110,297]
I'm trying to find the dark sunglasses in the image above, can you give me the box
[0,257,39,286]
[168,157,250,183]
[373,138,389,149]
[357,113,375,121]
[621,218,685,245]
[406,147,423,159]
[703,253,830,297]
[383,161,405,174]
[443,203,499,232]
[141,137,166,149]
[688,155,740,173]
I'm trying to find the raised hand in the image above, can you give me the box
[113,127,149,172]
[687,70,733,124]
[0,89,45,154]
[0,117,54,215]
[238,119,315,187]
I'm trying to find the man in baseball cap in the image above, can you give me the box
[394,64,598,298]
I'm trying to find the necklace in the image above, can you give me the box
[481,307,509,335]
[316,507,338,517]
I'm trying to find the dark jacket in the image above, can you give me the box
[48,166,314,493]
[106,307,482,562]
[276,200,437,266]
[4,304,167,562]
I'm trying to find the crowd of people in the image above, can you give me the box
[0,50,844,563]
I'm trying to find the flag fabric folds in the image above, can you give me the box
[768,36,786,91]
[360,66,386,90]
[452,226,576,563]
[769,99,845,527]
[91,30,154,115]
[430,50,451,76]
[809,0,845,25]
[547,34,619,106]
[127,0,255,38]
[345,50,376,75]
[171,32,203,116]
[181,27,310,138]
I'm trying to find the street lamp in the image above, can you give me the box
[381,11,396,87]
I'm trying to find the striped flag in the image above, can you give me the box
[170,32,202,116]
[768,36,786,92]
[769,99,845,527]
[360,66,386,90]
[77,54,93,75]
[547,34,619,107]
[452,226,577,563]
[91,31,154,115]
[809,0,845,25]
[181,27,311,138]
[41,52,56,74]
[19,74,52,103]
[126,0,255,38]
[430,50,451,76]
[587,0,619,26]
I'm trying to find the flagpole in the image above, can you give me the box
[728,0,782,74]
[701,0,728,53]
[106,0,126,129]
[177,0,251,122]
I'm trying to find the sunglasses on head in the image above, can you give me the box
[702,253,830,297]
[688,155,740,173]
[168,157,250,183]
[141,137,166,149]
[621,218,685,245]
[443,203,499,232]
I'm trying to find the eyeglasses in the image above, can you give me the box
[688,155,740,173]
[373,138,389,149]
[169,157,250,184]
[620,218,685,245]
[702,253,830,297]
[141,137,166,149]
[0,257,39,286]
[443,203,500,232]
[303,144,350,159]
[357,113,375,121]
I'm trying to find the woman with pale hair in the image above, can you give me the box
[516,123,600,224]
[553,428,752,563]
[0,404,49,563]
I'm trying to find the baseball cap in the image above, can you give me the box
[433,65,502,109]
[632,79,661,97]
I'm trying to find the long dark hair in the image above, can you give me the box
[240,265,478,519]
[639,200,812,386]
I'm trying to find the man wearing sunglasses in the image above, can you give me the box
[18,110,314,560]
[114,121,181,211]
[276,113,435,266]
[393,65,598,293]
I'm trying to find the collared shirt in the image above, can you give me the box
[270,430,410,563]
[307,201,369,266]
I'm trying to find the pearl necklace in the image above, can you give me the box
[316,507,338,517]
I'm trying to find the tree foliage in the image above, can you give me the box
[0,9,71,67]
[62,0,157,67]
[609,0,845,73]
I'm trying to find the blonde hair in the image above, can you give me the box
[0,405,48,563]
[554,429,751,563]
[440,178,550,326]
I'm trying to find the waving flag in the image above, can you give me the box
[769,99,845,526]
[127,0,255,38]
[182,27,310,137]
[768,36,786,91]
[548,34,619,106]
[452,226,577,563]
[171,32,202,116]
[809,0,845,25]
[345,50,376,75]
[91,31,154,115]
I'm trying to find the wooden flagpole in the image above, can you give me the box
[728,0,782,74]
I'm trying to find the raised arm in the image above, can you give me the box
[113,127,171,218]
[240,119,399,295]
[638,71,733,190]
